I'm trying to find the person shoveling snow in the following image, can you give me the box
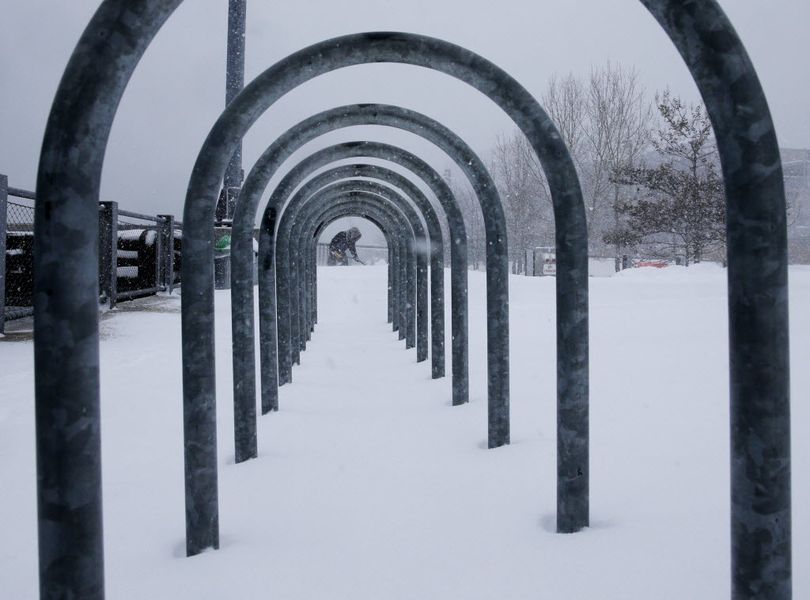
[327,227,364,265]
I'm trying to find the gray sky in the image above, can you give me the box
[1,1,808,219]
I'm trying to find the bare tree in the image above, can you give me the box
[482,63,652,266]
[529,64,653,256]
[444,169,486,270]
[583,63,654,256]
[542,72,587,168]
[490,132,549,273]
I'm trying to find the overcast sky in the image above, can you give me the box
[1,0,807,220]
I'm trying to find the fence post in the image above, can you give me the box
[0,175,7,335]
[153,218,162,293]
[98,201,118,308]
[158,214,174,293]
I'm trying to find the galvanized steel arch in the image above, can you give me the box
[278,179,427,357]
[311,200,411,332]
[33,4,789,596]
[229,104,508,455]
[277,178,431,362]
[249,140,469,411]
[286,163,446,370]
[304,196,417,342]
[255,159,451,415]
[255,162,447,415]
[310,203,405,332]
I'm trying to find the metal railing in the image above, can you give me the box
[98,202,181,309]
[1,176,180,332]
[316,242,388,265]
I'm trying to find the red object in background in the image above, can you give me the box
[634,260,669,269]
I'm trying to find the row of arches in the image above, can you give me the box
[32,2,790,598]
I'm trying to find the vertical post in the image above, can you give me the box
[0,175,7,335]
[387,246,393,323]
[405,241,416,349]
[153,219,162,292]
[224,0,246,219]
[158,214,175,293]
[415,248,428,362]
[98,201,118,309]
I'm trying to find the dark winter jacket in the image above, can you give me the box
[329,231,358,259]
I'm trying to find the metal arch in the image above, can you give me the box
[34,4,789,596]
[303,196,417,337]
[308,202,411,327]
[308,198,414,288]
[233,105,499,435]
[279,179,429,362]
[308,202,406,335]
[278,179,427,359]
[303,201,414,359]
[178,33,594,548]
[298,171,439,357]
[259,157,449,396]
[294,177,432,362]
[255,163,446,417]
[285,182,422,356]
[295,185,424,369]
[640,4,791,596]
[308,203,405,312]
[228,103,508,451]
[40,25,592,564]
[249,140,468,414]
[254,167,430,415]
[288,164,446,374]
[293,194,415,346]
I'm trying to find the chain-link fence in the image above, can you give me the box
[4,197,35,322]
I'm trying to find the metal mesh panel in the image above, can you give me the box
[5,200,35,319]
[7,200,34,232]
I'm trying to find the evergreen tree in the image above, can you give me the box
[606,91,725,264]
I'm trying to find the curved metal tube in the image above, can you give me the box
[35,7,788,595]
[253,141,466,413]
[265,160,443,370]
[301,196,416,342]
[638,4,791,595]
[296,195,414,344]
[291,164,446,374]
[308,205,405,332]
[185,32,592,547]
[233,104,483,416]
[309,203,405,334]
[277,179,424,356]
[278,179,428,362]
[258,195,411,417]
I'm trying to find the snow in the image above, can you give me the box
[117,266,139,279]
[589,256,617,277]
[118,228,157,246]
[1,265,807,599]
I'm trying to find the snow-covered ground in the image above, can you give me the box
[1,264,807,598]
